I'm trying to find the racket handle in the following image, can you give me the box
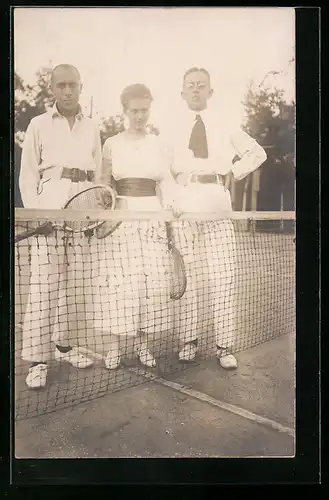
[15,227,39,243]
[165,221,173,245]
[15,222,53,243]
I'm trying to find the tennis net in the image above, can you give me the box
[14,209,296,420]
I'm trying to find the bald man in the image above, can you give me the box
[19,64,102,389]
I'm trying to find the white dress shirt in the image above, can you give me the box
[168,106,267,182]
[19,103,102,209]
[160,105,267,213]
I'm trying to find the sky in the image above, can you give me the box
[14,7,295,129]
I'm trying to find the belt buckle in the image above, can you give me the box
[201,174,219,184]
[87,170,94,182]
[195,174,204,183]
[71,168,79,183]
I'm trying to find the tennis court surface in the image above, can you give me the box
[15,331,295,458]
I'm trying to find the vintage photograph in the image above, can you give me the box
[13,7,296,458]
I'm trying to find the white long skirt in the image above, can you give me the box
[94,196,173,337]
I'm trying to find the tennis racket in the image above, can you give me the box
[15,220,55,243]
[15,184,119,243]
[165,222,187,300]
[62,184,121,237]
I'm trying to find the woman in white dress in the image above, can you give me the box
[94,84,173,370]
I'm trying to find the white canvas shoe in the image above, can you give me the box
[137,344,156,368]
[55,347,94,368]
[105,348,121,370]
[217,348,238,369]
[178,343,197,362]
[26,364,48,389]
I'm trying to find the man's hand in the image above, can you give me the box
[223,172,233,191]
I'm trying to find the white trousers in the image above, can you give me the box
[171,220,236,350]
[171,182,236,350]
[20,176,95,362]
[170,221,199,344]
[20,232,92,362]
[200,220,236,350]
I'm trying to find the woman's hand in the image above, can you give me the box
[172,207,183,219]
[95,221,118,239]
[163,203,183,219]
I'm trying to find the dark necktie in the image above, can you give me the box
[188,114,208,159]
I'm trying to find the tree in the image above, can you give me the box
[99,115,125,146]
[14,67,54,144]
[239,76,295,232]
[14,68,54,206]
[99,114,160,146]
[242,80,295,169]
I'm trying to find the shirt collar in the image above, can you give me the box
[187,105,210,122]
[50,102,84,120]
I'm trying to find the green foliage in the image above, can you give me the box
[14,68,54,144]
[99,116,160,145]
[242,81,295,165]
[99,115,125,145]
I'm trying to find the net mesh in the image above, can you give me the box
[14,209,295,420]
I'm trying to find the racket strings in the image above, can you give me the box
[64,186,115,233]
[15,186,116,243]
[170,247,187,300]
[165,222,187,301]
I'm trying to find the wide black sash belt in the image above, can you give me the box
[115,178,157,197]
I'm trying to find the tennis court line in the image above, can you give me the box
[79,347,295,438]
[126,367,295,438]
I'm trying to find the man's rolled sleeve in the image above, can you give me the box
[231,129,267,181]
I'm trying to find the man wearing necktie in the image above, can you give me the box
[167,67,267,368]
[188,113,209,158]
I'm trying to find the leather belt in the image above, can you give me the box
[115,178,157,197]
[61,167,95,183]
[190,174,224,184]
